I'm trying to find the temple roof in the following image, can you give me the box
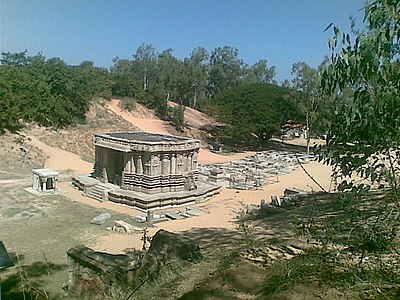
[94,131,200,152]
[105,132,190,143]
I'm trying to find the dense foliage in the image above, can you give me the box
[208,84,297,148]
[0,51,111,132]
[0,45,278,133]
[320,0,400,194]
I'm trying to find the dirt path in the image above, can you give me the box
[106,100,170,135]
[27,136,93,175]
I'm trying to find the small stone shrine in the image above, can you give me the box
[72,132,219,210]
[32,169,59,192]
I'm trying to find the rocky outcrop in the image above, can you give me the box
[66,230,202,298]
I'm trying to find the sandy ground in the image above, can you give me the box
[26,100,334,254]
[92,161,333,253]
[27,135,93,175]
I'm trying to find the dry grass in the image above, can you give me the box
[0,180,133,299]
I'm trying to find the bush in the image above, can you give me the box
[120,97,136,111]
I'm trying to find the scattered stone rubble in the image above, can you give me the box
[198,150,310,190]
[90,212,111,225]
[258,187,310,214]
[133,207,204,225]
[111,220,141,234]
[241,244,305,266]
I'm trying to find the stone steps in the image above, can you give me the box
[87,184,110,202]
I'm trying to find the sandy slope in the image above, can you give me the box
[106,100,170,135]
[168,101,219,129]
[27,136,93,174]
[106,99,255,163]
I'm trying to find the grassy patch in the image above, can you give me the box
[0,182,130,299]
[263,248,400,299]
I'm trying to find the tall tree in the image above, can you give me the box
[132,43,158,91]
[208,46,244,98]
[210,84,296,148]
[291,61,320,155]
[157,48,182,102]
[244,59,276,84]
[181,47,209,108]
[110,58,140,97]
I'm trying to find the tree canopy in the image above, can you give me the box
[0,44,277,134]
[0,52,111,132]
[209,83,297,148]
[320,0,400,193]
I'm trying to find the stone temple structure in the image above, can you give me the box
[32,169,59,192]
[72,132,219,210]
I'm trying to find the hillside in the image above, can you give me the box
[27,99,140,163]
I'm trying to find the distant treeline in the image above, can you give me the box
[0,45,280,133]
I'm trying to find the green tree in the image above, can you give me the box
[0,65,23,132]
[181,47,209,108]
[244,59,276,84]
[291,62,320,155]
[320,0,400,195]
[156,49,183,102]
[110,58,140,97]
[171,104,186,131]
[0,52,94,131]
[208,46,245,98]
[75,61,112,99]
[132,43,158,91]
[210,84,296,148]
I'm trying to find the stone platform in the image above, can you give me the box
[72,175,220,211]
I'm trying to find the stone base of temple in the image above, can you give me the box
[72,175,220,211]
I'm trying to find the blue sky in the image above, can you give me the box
[1,0,365,82]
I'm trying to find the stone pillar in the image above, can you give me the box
[161,153,169,175]
[177,153,184,174]
[123,153,130,172]
[192,151,198,170]
[136,154,143,174]
[147,210,153,225]
[189,152,194,171]
[184,153,188,172]
[42,177,46,191]
[33,173,39,191]
[170,154,177,174]
[151,154,160,176]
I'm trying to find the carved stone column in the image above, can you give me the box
[136,154,143,174]
[192,151,198,170]
[123,153,130,172]
[161,153,170,175]
[189,151,194,171]
[170,154,177,174]
[178,153,185,174]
